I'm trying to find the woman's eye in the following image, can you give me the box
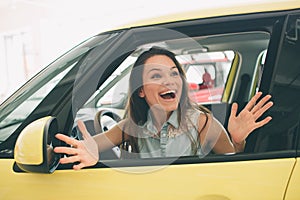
[151,73,162,79]
[171,71,179,77]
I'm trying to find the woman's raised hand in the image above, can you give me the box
[54,120,99,170]
[228,92,273,144]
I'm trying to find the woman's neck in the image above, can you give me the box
[150,108,172,131]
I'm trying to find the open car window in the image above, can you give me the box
[77,31,270,160]
[84,31,270,109]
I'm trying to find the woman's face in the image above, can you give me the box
[139,55,183,115]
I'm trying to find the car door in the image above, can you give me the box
[1,10,300,200]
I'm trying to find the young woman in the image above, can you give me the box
[54,47,273,170]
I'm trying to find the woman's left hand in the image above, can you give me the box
[228,92,273,144]
[54,120,99,170]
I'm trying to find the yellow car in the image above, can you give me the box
[1,1,300,199]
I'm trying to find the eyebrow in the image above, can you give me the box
[146,66,177,73]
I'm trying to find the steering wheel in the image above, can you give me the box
[94,110,122,159]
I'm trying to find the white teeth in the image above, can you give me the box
[160,90,176,99]
[160,90,176,95]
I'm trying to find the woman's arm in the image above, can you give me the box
[198,114,235,155]
[199,92,273,154]
[93,120,124,152]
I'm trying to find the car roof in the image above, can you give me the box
[116,0,300,30]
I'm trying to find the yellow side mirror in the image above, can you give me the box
[14,116,61,173]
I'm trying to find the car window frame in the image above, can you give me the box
[246,12,300,156]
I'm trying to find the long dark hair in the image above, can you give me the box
[123,47,210,154]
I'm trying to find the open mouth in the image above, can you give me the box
[159,90,176,99]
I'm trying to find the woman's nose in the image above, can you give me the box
[162,74,174,85]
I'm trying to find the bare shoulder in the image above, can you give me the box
[197,111,213,129]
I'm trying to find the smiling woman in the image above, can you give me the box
[139,55,183,114]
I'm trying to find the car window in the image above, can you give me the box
[0,63,73,143]
[86,50,234,109]
[0,33,121,148]
[77,31,270,160]
[183,51,233,104]
[249,49,267,98]
[97,56,135,107]
[86,32,269,111]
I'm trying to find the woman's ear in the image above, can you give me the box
[139,88,145,98]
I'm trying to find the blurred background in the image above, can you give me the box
[0,0,266,103]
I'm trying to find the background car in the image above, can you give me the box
[1,1,300,199]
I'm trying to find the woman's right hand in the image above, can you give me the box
[54,120,99,170]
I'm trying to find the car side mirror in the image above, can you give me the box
[14,116,61,173]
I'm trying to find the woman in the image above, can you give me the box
[54,47,273,170]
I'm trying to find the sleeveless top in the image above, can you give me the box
[136,108,204,158]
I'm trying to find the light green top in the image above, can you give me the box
[137,108,204,158]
